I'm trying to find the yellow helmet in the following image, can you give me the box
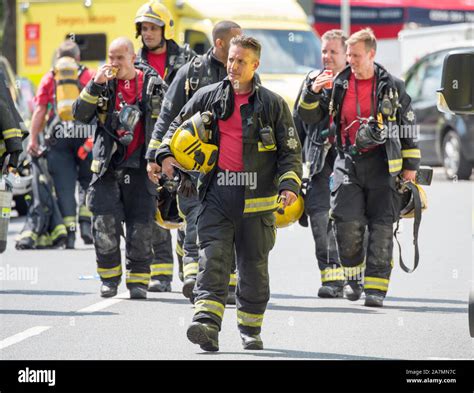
[399,182,428,219]
[155,189,184,230]
[274,194,305,228]
[135,1,175,40]
[170,112,218,174]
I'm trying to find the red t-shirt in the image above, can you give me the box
[34,67,95,117]
[147,51,167,79]
[340,73,376,149]
[217,92,251,172]
[115,70,144,161]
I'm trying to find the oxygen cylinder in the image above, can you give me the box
[0,174,13,253]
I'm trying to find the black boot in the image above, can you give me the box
[240,332,264,350]
[318,284,343,298]
[148,279,171,292]
[182,277,196,301]
[66,230,75,249]
[129,285,147,299]
[343,281,363,301]
[80,221,93,245]
[187,321,219,352]
[100,281,119,298]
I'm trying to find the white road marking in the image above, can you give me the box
[0,326,51,350]
[76,292,129,314]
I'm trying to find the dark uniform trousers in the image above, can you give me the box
[178,187,238,291]
[330,147,400,297]
[86,161,155,290]
[47,136,92,232]
[151,223,174,283]
[304,151,344,287]
[193,172,276,334]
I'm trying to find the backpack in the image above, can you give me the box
[53,57,84,121]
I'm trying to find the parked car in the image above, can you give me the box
[0,56,34,215]
[404,44,474,180]
[436,49,474,337]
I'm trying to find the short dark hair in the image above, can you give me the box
[230,35,261,59]
[212,21,241,43]
[57,40,80,60]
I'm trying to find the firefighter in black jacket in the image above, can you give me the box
[73,37,166,299]
[298,28,420,307]
[135,0,194,292]
[146,20,242,303]
[293,29,348,299]
[156,36,302,351]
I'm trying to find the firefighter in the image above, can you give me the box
[135,0,194,292]
[73,37,166,299]
[293,29,347,298]
[26,40,94,249]
[146,20,242,303]
[156,35,302,351]
[298,28,420,307]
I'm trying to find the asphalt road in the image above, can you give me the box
[0,169,473,360]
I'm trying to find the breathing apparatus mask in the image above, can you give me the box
[116,92,142,146]
[346,115,388,155]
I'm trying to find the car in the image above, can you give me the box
[404,44,474,180]
[0,56,34,215]
[437,48,474,337]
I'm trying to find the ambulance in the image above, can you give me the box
[17,0,321,108]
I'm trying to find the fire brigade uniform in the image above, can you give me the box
[34,66,94,247]
[73,64,166,296]
[298,63,420,304]
[0,71,23,169]
[146,48,238,301]
[293,70,344,296]
[135,0,194,291]
[156,76,302,340]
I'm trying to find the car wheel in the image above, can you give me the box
[442,130,472,180]
[13,195,29,216]
[469,289,474,338]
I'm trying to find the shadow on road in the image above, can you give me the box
[199,348,387,360]
[0,290,93,296]
[267,303,378,314]
[385,296,468,305]
[0,309,116,316]
[270,293,318,300]
[140,297,191,305]
[382,305,467,314]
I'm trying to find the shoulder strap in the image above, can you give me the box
[185,55,206,102]
[394,182,421,273]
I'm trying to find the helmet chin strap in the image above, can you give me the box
[142,37,166,52]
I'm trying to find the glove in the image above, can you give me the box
[177,171,197,198]
[6,151,20,170]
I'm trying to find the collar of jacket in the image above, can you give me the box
[138,39,181,64]
[331,62,395,112]
[207,47,226,69]
[212,76,262,120]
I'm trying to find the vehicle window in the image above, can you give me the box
[244,29,322,74]
[65,33,107,62]
[405,60,427,101]
[184,30,211,55]
[419,53,444,102]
